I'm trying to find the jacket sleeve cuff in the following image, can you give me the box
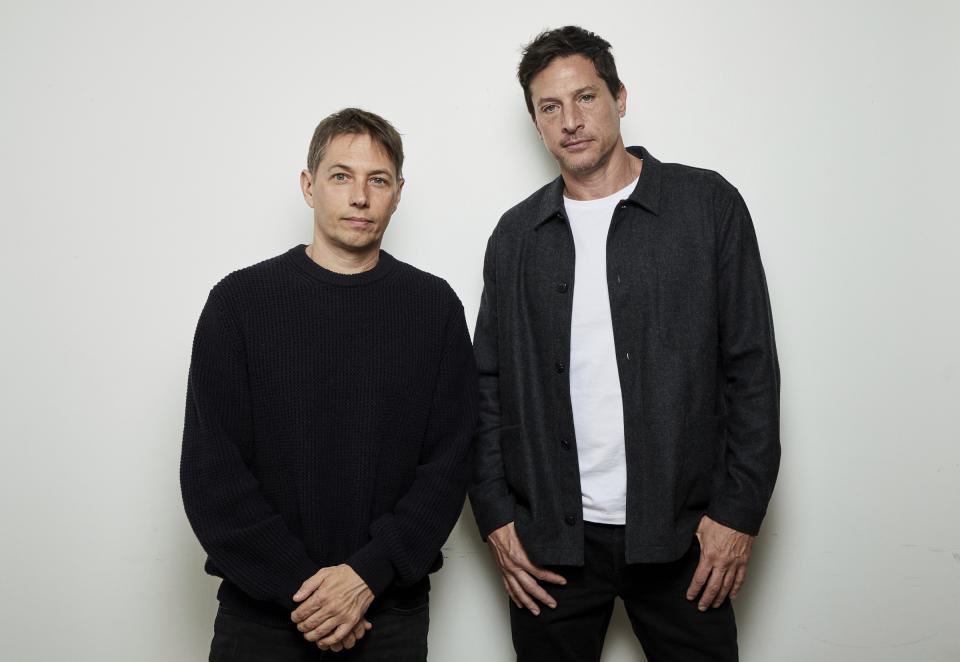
[346,539,396,599]
[706,502,765,537]
[469,496,516,541]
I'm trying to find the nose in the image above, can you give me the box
[350,181,369,208]
[562,106,584,134]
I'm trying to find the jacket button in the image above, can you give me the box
[556,281,568,293]
[555,362,566,373]
[564,515,576,526]
[560,439,570,450]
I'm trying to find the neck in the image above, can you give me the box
[561,142,642,201]
[306,240,381,275]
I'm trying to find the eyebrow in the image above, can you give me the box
[536,85,600,106]
[327,164,395,178]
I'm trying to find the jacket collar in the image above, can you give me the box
[534,146,662,228]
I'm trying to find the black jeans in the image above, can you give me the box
[510,523,738,662]
[209,600,429,662]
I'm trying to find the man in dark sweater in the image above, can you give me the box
[181,108,478,661]
[469,27,779,661]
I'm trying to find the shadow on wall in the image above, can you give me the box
[172,515,220,657]
[728,489,782,633]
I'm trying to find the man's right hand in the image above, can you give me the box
[291,564,374,651]
[487,521,566,615]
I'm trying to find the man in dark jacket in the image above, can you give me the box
[181,108,478,661]
[469,27,780,661]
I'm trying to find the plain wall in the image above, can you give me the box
[2,1,958,660]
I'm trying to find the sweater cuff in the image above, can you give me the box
[281,557,325,610]
[346,539,396,598]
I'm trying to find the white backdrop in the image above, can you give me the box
[2,1,958,660]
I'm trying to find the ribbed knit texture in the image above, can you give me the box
[181,246,478,627]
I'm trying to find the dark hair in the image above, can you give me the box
[307,108,404,178]
[518,26,622,117]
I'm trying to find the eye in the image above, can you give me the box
[580,94,595,103]
[332,172,348,182]
[540,103,558,114]
[370,177,388,186]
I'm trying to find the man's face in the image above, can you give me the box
[528,54,626,176]
[300,132,403,256]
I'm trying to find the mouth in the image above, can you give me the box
[561,138,592,151]
[342,217,374,227]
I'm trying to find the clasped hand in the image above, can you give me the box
[291,564,374,651]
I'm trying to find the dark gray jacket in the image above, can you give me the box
[469,147,780,565]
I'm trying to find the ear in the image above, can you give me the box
[391,178,405,213]
[530,112,542,140]
[300,169,316,209]
[616,83,627,118]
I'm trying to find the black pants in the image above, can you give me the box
[209,599,429,662]
[511,523,738,662]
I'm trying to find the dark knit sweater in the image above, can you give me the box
[180,246,478,627]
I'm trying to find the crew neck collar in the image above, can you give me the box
[286,245,398,287]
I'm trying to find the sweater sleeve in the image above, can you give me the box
[345,296,479,597]
[467,231,518,539]
[180,289,320,609]
[707,187,781,536]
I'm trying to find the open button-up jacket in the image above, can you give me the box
[469,146,780,565]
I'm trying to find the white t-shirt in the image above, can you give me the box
[564,177,638,525]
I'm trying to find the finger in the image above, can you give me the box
[291,603,316,624]
[318,623,354,648]
[527,564,567,585]
[516,570,558,609]
[698,568,725,611]
[298,608,334,633]
[506,574,539,614]
[291,593,325,623]
[729,564,749,599]
[351,621,368,642]
[293,572,325,602]
[341,632,357,650]
[329,641,343,653]
[506,574,541,615]
[712,569,737,608]
[302,617,338,642]
[501,576,523,609]
[293,580,319,603]
[504,547,566,586]
[685,559,712,600]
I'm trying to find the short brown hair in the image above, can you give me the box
[518,26,622,117]
[306,108,404,178]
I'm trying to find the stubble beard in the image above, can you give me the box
[558,145,611,176]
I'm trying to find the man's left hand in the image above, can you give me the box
[685,515,755,611]
[291,564,375,650]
